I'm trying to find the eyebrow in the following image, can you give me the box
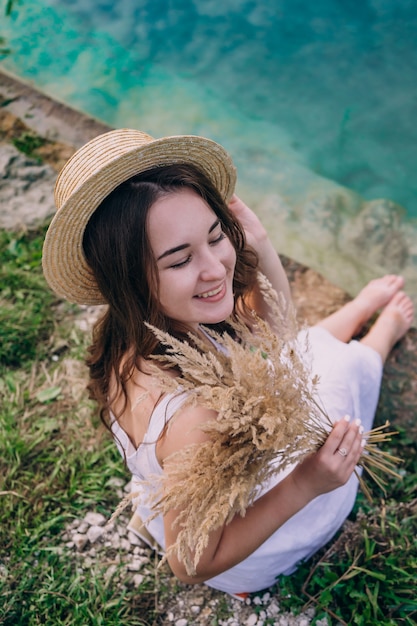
[156,219,220,261]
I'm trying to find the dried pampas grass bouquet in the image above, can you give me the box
[120,274,400,575]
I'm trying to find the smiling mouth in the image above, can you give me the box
[195,284,224,299]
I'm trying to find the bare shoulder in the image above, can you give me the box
[109,358,167,447]
[157,402,217,466]
[109,355,217,459]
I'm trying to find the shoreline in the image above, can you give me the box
[0,67,110,148]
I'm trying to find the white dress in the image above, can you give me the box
[111,326,383,595]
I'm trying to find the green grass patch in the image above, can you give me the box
[274,449,417,625]
[11,132,47,162]
[0,388,162,624]
[0,226,164,624]
[0,227,55,368]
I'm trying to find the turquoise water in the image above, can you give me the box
[1,0,416,302]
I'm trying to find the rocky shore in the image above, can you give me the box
[1,68,416,625]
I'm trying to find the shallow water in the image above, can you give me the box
[1,0,416,303]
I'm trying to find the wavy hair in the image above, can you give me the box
[82,163,259,427]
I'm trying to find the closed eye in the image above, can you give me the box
[169,255,192,269]
[210,232,226,245]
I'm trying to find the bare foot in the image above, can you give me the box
[316,274,405,342]
[360,291,414,362]
[352,275,405,325]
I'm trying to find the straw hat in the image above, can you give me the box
[42,128,237,305]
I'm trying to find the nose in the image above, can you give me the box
[199,248,226,282]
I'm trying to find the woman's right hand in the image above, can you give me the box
[164,410,365,584]
[291,415,365,500]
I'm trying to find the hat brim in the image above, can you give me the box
[42,133,237,305]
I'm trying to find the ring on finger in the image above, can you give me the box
[337,447,348,457]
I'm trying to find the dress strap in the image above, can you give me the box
[143,391,189,444]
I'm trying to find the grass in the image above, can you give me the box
[274,488,417,625]
[0,225,416,625]
[0,227,170,625]
[0,227,54,366]
[11,131,47,162]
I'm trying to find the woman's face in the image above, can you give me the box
[147,188,237,330]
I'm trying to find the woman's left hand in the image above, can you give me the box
[228,194,292,317]
[228,194,268,252]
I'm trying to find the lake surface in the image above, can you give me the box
[1,0,416,302]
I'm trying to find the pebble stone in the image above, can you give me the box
[72,533,88,550]
[132,574,144,587]
[61,504,322,625]
[84,511,106,526]
[87,525,105,543]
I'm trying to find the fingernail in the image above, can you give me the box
[355,418,362,426]
[359,425,364,435]
[344,415,350,422]
[361,438,366,447]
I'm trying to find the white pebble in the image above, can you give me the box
[87,525,105,543]
[106,477,125,488]
[133,574,144,587]
[104,565,118,581]
[126,557,148,572]
[120,538,132,551]
[77,522,89,534]
[127,561,142,572]
[246,614,258,626]
[128,531,142,545]
[72,533,88,550]
[175,620,188,626]
[266,601,280,617]
[84,512,106,526]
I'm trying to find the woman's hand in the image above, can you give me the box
[228,194,268,252]
[228,194,292,320]
[291,416,364,500]
[163,405,364,584]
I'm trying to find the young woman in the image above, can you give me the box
[42,128,413,595]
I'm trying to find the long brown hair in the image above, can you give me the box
[82,163,258,427]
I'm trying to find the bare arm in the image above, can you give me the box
[158,406,364,584]
[228,194,292,323]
